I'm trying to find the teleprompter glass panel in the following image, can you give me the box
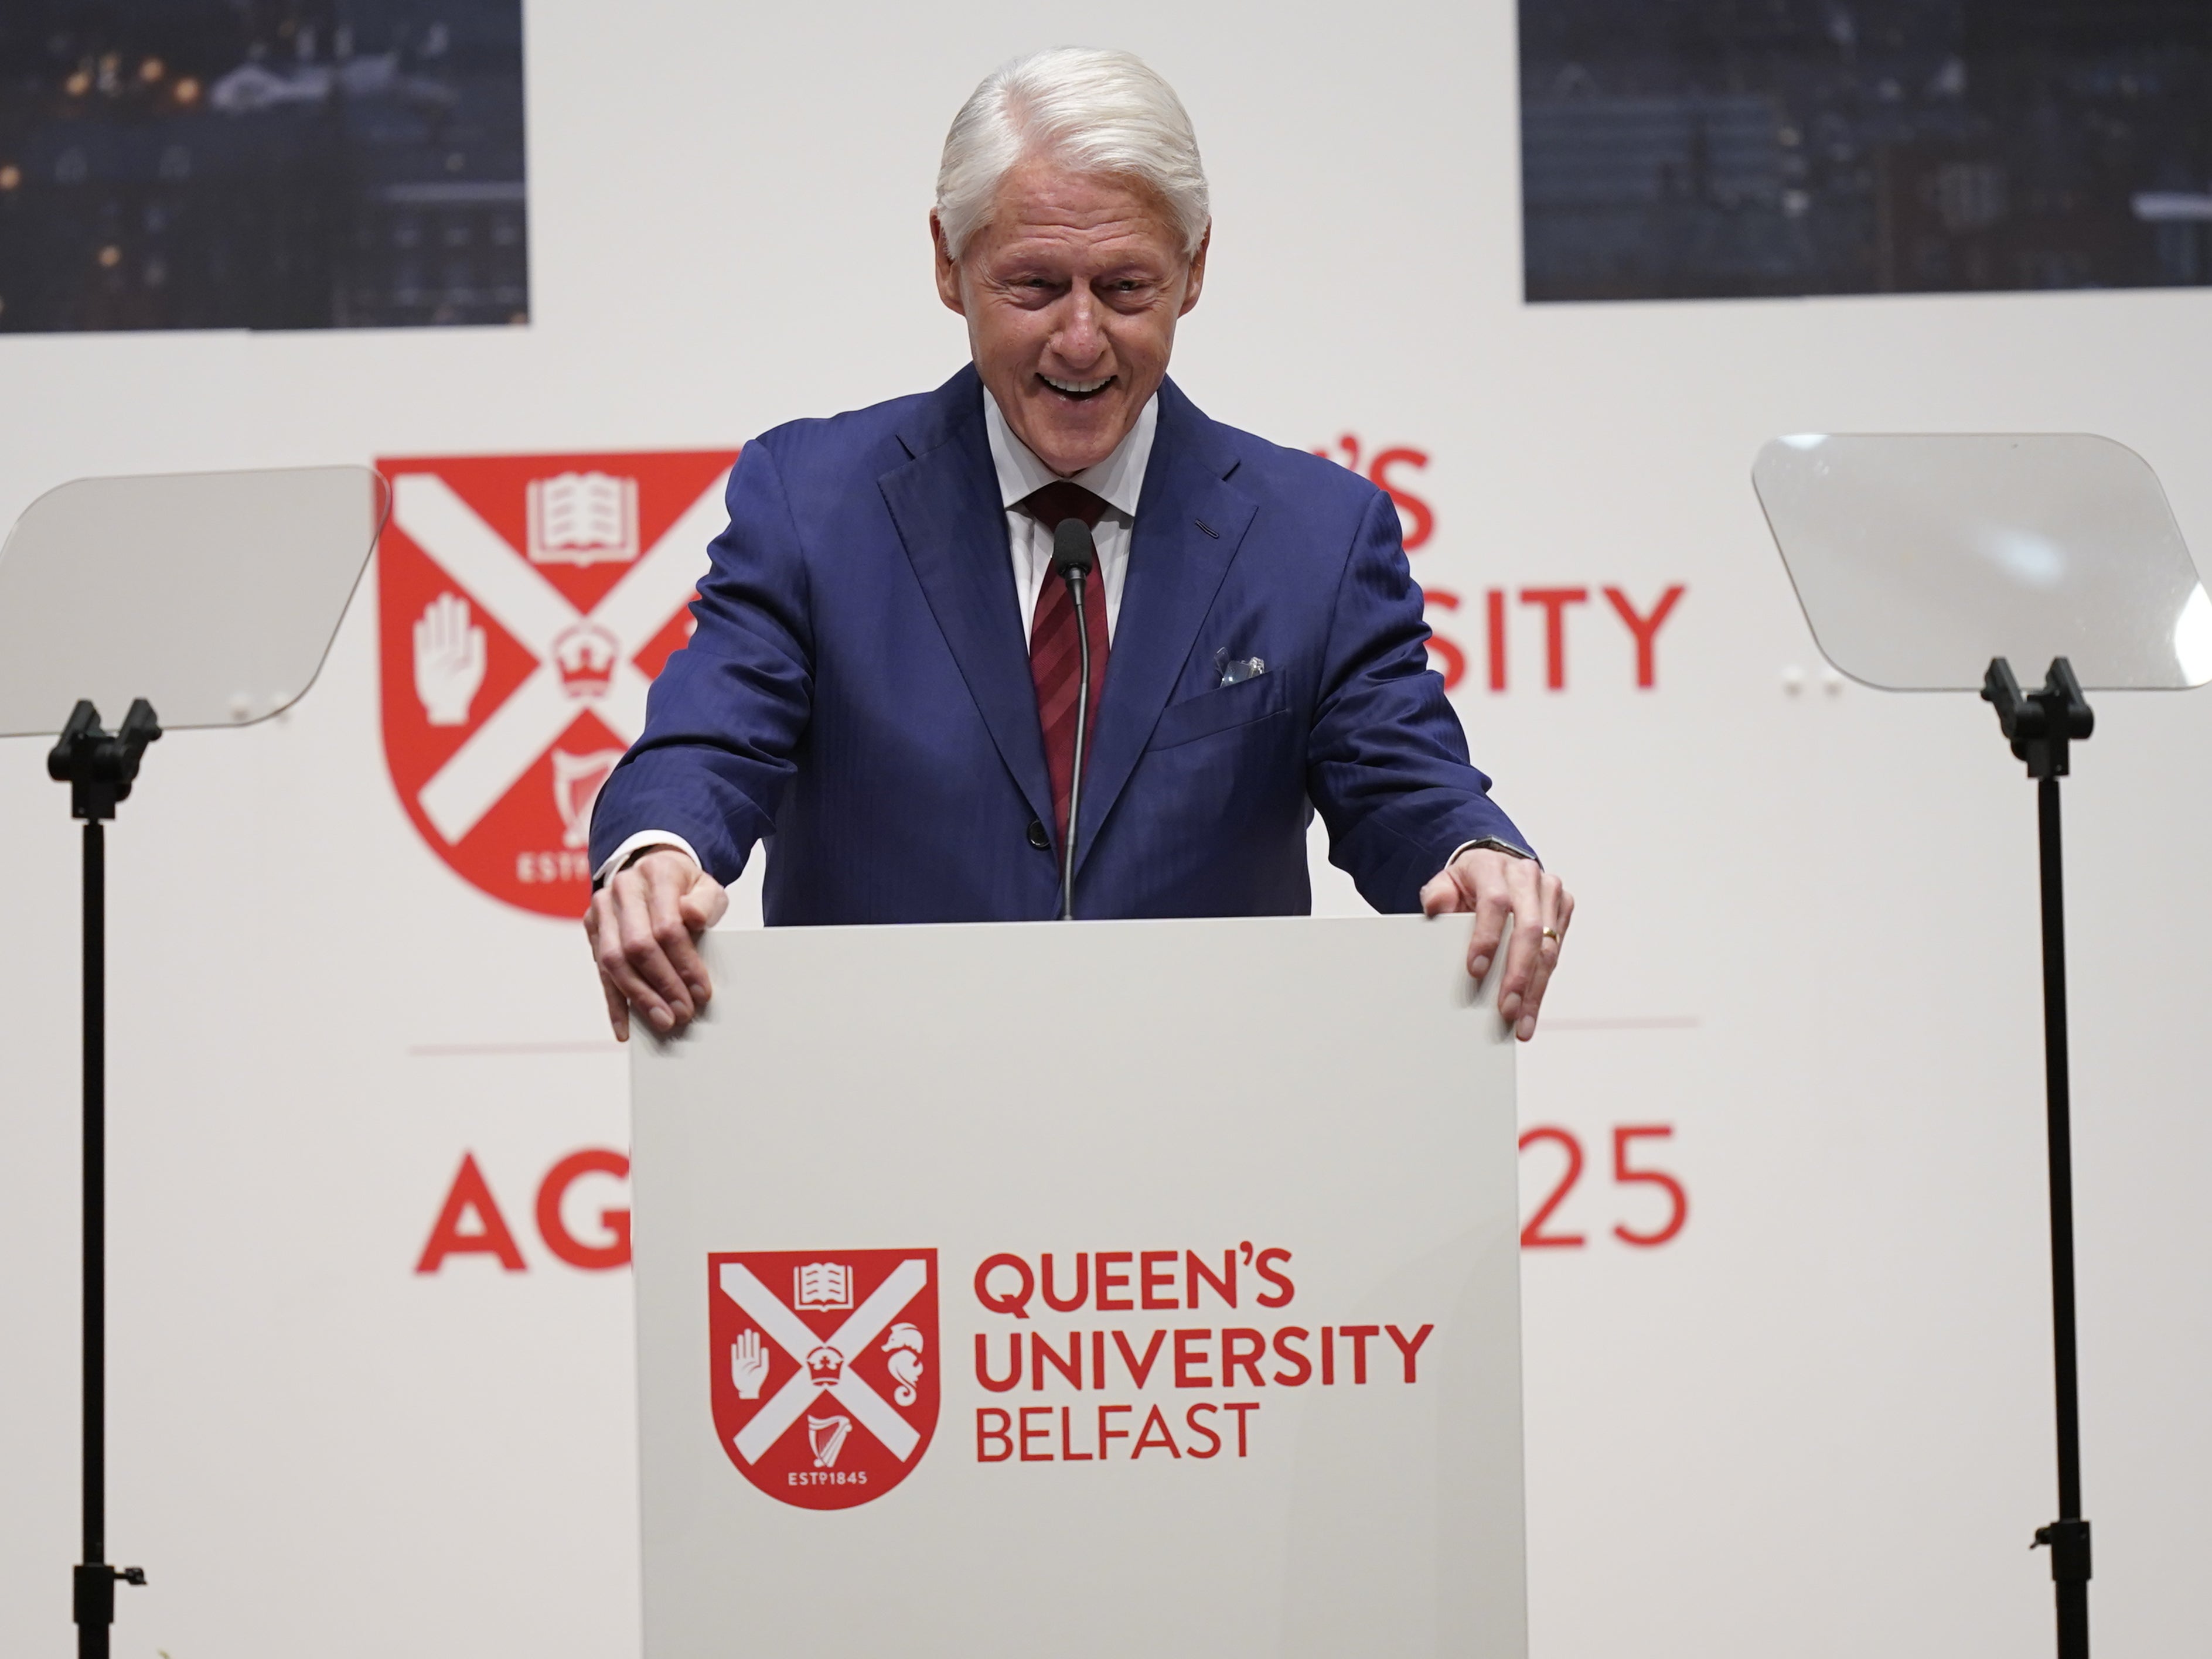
[1753,435,2212,692]
[0,466,389,737]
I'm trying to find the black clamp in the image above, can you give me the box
[1981,658,2094,782]
[73,1562,148,1627]
[47,699,162,822]
[2032,1517,2092,1583]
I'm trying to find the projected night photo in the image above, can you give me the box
[0,0,526,332]
[1520,0,2212,301]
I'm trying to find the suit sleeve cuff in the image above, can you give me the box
[592,831,704,889]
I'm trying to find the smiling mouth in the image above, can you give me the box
[1038,373,1116,401]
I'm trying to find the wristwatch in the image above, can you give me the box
[1460,836,1537,864]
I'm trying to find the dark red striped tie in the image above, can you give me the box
[1021,481,1110,849]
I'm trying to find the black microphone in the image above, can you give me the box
[1052,517,1096,583]
[1052,517,1097,921]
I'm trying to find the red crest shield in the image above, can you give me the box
[375,450,738,916]
[707,1248,941,1510]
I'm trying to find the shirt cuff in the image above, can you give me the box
[592,831,703,889]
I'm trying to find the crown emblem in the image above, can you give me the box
[805,1344,846,1386]
[552,622,618,698]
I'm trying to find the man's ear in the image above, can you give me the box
[931,213,966,316]
[1178,223,1211,317]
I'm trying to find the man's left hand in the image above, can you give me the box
[1419,849,1573,1042]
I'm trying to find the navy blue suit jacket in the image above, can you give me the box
[589,366,1529,922]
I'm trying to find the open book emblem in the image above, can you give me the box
[527,471,640,566]
[795,1261,853,1312]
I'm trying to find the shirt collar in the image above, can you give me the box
[982,385,1158,521]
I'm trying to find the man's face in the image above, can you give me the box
[935,160,1207,477]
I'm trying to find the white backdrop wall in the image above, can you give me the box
[4,2,2210,1654]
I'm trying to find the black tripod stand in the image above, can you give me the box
[1981,657,2095,1659]
[47,698,160,1659]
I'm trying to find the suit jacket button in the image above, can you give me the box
[1027,818,1051,851]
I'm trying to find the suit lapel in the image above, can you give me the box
[878,368,1057,836]
[1076,379,1256,873]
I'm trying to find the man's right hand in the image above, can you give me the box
[585,848,729,1040]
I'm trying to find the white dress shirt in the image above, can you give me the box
[594,389,1161,884]
[986,386,1156,644]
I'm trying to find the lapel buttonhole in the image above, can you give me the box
[1194,518,1219,538]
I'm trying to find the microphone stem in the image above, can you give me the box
[1062,570,1090,921]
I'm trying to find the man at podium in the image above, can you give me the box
[585,48,1570,1041]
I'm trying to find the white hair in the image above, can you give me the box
[934,47,1209,261]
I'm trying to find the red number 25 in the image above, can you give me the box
[1518,1124,1688,1249]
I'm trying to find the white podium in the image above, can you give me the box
[632,914,1526,1658]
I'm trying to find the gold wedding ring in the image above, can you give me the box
[1540,928,1560,942]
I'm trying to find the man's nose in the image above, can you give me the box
[1047,289,1107,369]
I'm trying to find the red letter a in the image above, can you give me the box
[415,1153,527,1273]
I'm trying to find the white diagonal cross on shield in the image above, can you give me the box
[718,1259,929,1466]
[390,470,729,845]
